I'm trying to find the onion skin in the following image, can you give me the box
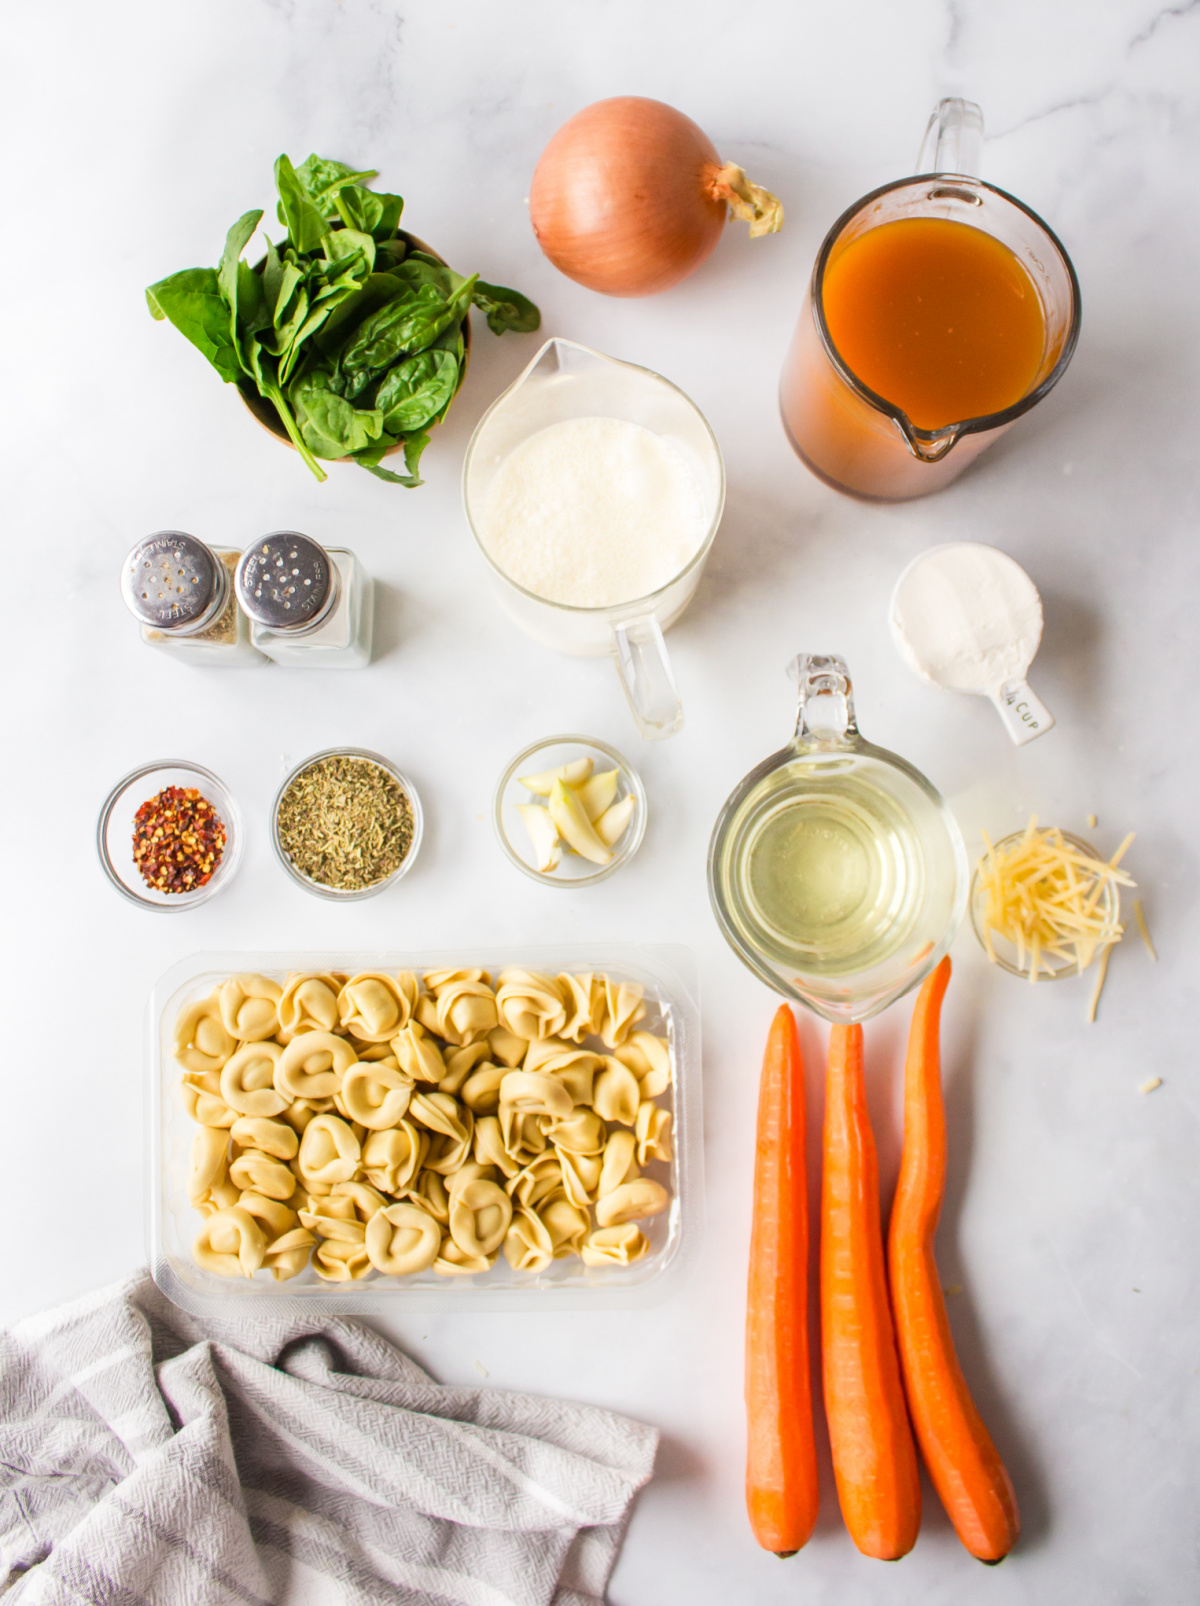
[529,97,728,297]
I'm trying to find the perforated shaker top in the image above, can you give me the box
[235,532,333,630]
[121,532,222,629]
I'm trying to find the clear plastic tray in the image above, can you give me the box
[149,945,701,1315]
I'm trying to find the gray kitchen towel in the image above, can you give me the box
[0,1272,658,1605]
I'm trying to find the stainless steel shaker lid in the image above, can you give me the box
[121,532,222,629]
[235,532,333,630]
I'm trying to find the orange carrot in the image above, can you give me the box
[887,957,1020,1563]
[822,1023,921,1560]
[745,1005,819,1554]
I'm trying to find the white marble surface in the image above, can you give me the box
[3,1,1199,1600]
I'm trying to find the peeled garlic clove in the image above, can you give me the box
[595,794,636,847]
[549,780,612,865]
[575,769,619,822]
[516,803,562,872]
[518,758,594,796]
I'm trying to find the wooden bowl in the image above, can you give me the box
[238,231,472,463]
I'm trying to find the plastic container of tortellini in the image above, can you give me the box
[149,945,701,1315]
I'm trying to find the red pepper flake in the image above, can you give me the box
[133,786,226,894]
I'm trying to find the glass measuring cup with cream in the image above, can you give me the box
[463,338,724,739]
[889,542,1053,744]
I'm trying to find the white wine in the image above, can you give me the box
[708,653,966,1023]
[715,758,927,979]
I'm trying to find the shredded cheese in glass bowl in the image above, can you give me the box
[969,818,1134,983]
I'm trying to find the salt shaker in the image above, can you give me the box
[121,532,266,666]
[235,532,374,669]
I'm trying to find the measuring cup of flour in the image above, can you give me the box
[889,542,1054,744]
[462,338,725,739]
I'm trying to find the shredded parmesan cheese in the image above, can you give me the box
[1134,899,1157,961]
[1087,944,1112,1023]
[1138,1076,1162,1094]
[976,817,1134,983]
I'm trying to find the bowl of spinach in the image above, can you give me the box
[146,155,540,485]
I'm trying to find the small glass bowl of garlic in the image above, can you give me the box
[494,735,647,886]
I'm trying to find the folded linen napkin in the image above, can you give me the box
[0,1272,657,1605]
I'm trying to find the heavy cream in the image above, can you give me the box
[478,416,707,608]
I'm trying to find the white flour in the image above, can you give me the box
[890,543,1043,693]
[479,416,707,607]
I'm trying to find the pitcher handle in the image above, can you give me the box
[612,616,684,740]
[788,653,860,748]
[916,97,984,179]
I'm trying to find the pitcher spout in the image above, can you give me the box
[896,416,962,464]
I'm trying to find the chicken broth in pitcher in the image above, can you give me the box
[821,217,1047,430]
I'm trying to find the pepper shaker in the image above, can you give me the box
[235,532,374,669]
[121,532,266,666]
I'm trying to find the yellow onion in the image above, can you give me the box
[529,96,783,298]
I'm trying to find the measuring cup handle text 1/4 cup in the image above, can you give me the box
[990,678,1055,746]
[778,99,1081,501]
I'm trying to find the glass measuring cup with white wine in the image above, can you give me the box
[708,655,966,1023]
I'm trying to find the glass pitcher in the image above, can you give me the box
[462,338,725,739]
[708,655,967,1023]
[779,99,1081,501]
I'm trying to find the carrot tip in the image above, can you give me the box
[773,1550,799,1560]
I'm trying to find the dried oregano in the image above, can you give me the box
[276,755,413,890]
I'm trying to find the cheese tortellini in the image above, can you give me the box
[175,966,676,1284]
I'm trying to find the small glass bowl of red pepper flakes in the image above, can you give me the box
[97,761,242,910]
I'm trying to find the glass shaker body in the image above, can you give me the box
[236,535,374,669]
[121,533,266,666]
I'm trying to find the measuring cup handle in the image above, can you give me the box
[989,678,1055,746]
[916,97,984,178]
[612,616,684,740]
[789,653,860,747]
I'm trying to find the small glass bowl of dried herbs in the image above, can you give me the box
[271,748,422,900]
[97,760,243,911]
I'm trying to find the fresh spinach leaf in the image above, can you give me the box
[296,155,377,217]
[335,184,404,241]
[374,349,459,433]
[373,236,409,271]
[262,284,309,357]
[149,152,539,485]
[339,284,441,380]
[272,260,304,327]
[344,274,478,382]
[274,155,329,255]
[356,459,422,486]
[146,268,242,384]
[353,428,430,486]
[218,209,262,313]
[472,280,541,335]
[233,261,270,351]
[260,376,327,481]
[324,226,376,276]
[239,334,267,391]
[279,303,335,383]
[392,253,465,299]
[291,374,384,458]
